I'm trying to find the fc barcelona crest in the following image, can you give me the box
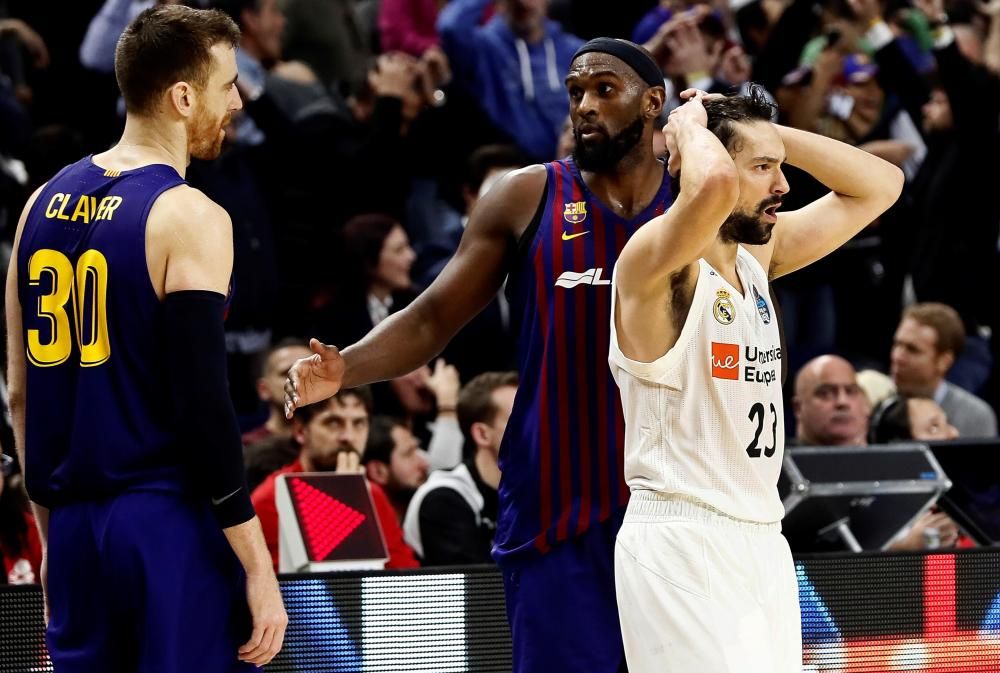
[563,201,588,224]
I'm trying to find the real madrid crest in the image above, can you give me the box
[563,201,588,224]
[751,285,771,324]
[713,289,736,325]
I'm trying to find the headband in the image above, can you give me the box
[572,37,664,89]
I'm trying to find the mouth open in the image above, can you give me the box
[763,203,782,219]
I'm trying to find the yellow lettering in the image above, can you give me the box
[45,193,65,219]
[70,195,91,224]
[55,193,72,220]
[100,196,123,221]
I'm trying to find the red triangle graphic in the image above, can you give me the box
[290,478,367,560]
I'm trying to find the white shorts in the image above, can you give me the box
[615,492,802,673]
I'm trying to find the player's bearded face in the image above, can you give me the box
[188,97,230,160]
[719,195,781,245]
[572,113,644,172]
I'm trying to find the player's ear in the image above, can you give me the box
[645,86,666,120]
[168,81,196,118]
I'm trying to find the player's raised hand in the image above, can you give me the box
[238,570,288,666]
[284,338,345,418]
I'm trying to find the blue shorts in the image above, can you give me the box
[46,491,256,673]
[501,511,627,673]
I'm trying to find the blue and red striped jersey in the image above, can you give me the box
[16,157,190,508]
[495,158,672,561]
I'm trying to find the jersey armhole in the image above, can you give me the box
[139,177,188,304]
[504,178,549,302]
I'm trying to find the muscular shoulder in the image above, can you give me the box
[147,185,233,295]
[148,185,231,239]
[471,164,548,238]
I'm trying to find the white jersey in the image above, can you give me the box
[610,246,786,523]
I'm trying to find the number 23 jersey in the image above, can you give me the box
[609,246,785,523]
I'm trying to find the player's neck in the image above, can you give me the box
[582,151,664,220]
[113,117,190,177]
[702,240,742,292]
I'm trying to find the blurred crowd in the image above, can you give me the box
[1,0,998,581]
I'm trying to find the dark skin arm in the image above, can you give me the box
[285,165,547,414]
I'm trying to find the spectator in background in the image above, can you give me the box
[243,340,313,445]
[791,357,962,550]
[793,355,870,446]
[404,372,516,565]
[411,143,529,287]
[893,0,1000,389]
[281,0,374,94]
[363,416,431,523]
[640,6,761,113]
[79,0,157,74]
[211,0,332,145]
[410,144,525,381]
[312,213,417,351]
[0,452,41,584]
[869,394,959,443]
[437,0,583,160]
[891,303,997,437]
[379,0,443,56]
[251,388,420,571]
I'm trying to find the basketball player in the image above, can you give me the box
[610,86,903,672]
[286,38,671,672]
[4,7,286,671]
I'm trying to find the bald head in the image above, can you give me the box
[793,355,869,446]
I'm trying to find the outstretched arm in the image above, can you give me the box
[286,166,546,413]
[764,125,904,279]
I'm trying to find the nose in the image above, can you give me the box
[340,426,363,452]
[773,168,789,196]
[576,90,600,120]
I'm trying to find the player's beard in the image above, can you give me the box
[719,195,781,245]
[573,114,645,173]
[188,104,229,160]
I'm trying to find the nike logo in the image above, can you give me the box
[211,487,243,506]
[562,230,590,241]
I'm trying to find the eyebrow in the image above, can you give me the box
[227,73,239,87]
[750,155,785,164]
[565,69,622,84]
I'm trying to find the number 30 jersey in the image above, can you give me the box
[17,157,188,508]
[609,246,786,523]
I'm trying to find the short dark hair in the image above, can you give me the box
[903,303,965,357]
[363,415,406,465]
[458,372,518,449]
[115,5,240,115]
[293,386,374,425]
[466,145,529,193]
[704,83,776,153]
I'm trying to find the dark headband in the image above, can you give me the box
[572,37,664,89]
